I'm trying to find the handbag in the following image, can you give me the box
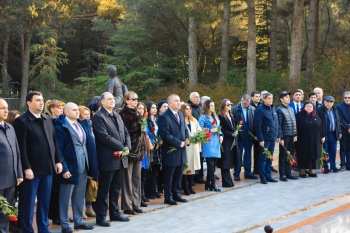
[85,178,98,202]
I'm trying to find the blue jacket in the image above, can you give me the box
[289,101,304,115]
[254,103,280,142]
[198,114,221,158]
[337,101,350,134]
[54,115,99,184]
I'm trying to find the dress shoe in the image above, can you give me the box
[279,176,288,182]
[244,175,258,180]
[346,166,350,171]
[305,170,309,174]
[322,170,330,174]
[62,227,73,233]
[260,178,267,184]
[155,193,161,198]
[145,195,156,199]
[96,220,111,227]
[299,174,308,178]
[173,196,188,202]
[124,210,137,215]
[286,175,298,180]
[209,183,221,192]
[292,167,299,171]
[215,175,220,180]
[308,173,318,177]
[164,199,177,205]
[133,209,143,213]
[194,177,206,184]
[332,167,339,172]
[271,167,278,173]
[110,215,130,222]
[234,176,241,181]
[143,197,150,202]
[266,178,278,182]
[141,200,148,207]
[74,223,94,230]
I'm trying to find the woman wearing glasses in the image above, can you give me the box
[198,100,223,192]
[119,92,146,215]
[218,99,236,188]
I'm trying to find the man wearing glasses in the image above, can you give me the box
[337,91,350,171]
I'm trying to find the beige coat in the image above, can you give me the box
[184,118,202,175]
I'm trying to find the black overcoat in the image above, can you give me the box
[218,114,236,169]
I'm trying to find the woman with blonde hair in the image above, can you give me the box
[198,100,223,192]
[44,100,65,118]
[79,106,91,120]
[180,103,202,195]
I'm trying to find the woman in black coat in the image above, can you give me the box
[295,101,325,178]
[218,99,236,187]
[119,91,146,215]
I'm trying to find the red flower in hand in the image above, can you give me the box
[211,120,217,126]
[113,152,121,157]
[239,120,243,124]
[151,126,156,133]
[9,215,18,222]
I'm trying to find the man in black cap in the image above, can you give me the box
[276,92,298,181]
[317,96,342,173]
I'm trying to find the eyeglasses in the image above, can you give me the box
[344,97,350,99]
[226,103,232,106]
[129,98,138,101]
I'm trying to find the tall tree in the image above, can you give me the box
[305,0,319,79]
[188,14,198,89]
[219,0,230,83]
[289,0,304,86]
[247,0,256,94]
[269,0,277,72]
[1,35,10,97]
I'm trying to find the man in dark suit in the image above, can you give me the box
[0,99,23,233]
[13,91,63,233]
[158,94,190,205]
[289,89,304,115]
[92,92,131,227]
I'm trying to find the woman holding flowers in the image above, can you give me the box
[119,91,146,215]
[198,100,223,192]
[218,99,236,188]
[295,101,325,178]
[180,103,202,195]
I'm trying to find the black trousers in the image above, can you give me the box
[95,170,123,222]
[253,140,260,172]
[145,164,159,196]
[206,158,216,182]
[48,181,60,221]
[279,136,294,178]
[221,168,234,187]
[163,165,183,201]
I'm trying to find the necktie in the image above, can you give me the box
[328,111,334,131]
[175,113,180,123]
[73,122,84,143]
[296,104,300,113]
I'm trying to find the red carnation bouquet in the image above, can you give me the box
[167,129,212,154]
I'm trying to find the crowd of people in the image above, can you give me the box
[0,86,350,233]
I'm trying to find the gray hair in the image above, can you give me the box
[344,91,350,96]
[200,96,210,104]
[313,87,323,93]
[189,92,199,99]
[262,92,273,99]
[101,92,113,100]
[241,94,251,101]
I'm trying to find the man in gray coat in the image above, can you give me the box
[0,99,23,233]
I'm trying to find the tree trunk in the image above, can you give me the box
[269,0,277,72]
[305,0,319,79]
[289,0,304,87]
[247,0,256,94]
[1,35,10,98]
[19,33,31,108]
[219,0,230,84]
[188,15,198,89]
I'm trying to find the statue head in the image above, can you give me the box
[106,65,117,78]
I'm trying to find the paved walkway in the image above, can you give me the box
[50,156,350,233]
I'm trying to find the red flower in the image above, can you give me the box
[239,120,243,124]
[9,215,17,222]
[186,170,192,174]
[269,157,274,161]
[321,168,325,172]
[290,161,294,166]
[211,120,217,126]
[113,152,121,157]
[143,112,148,118]
[151,126,156,133]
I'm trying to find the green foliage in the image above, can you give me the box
[0,196,16,216]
